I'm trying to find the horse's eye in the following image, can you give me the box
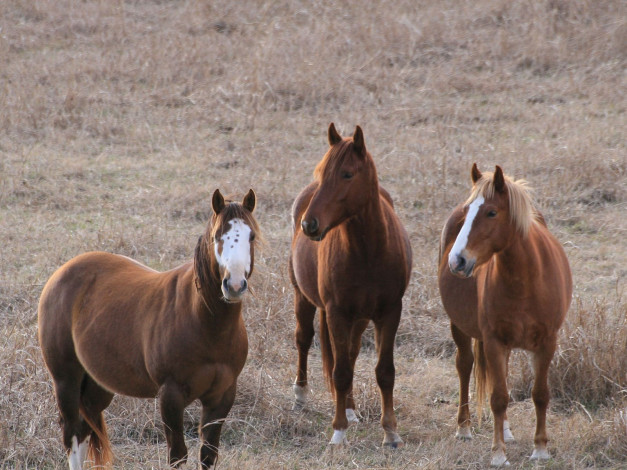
[250,232,255,242]
[342,171,353,180]
[487,210,497,218]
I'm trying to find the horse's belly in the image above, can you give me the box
[74,336,158,398]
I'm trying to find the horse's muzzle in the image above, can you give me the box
[222,277,248,302]
[449,254,475,278]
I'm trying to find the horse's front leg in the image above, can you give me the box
[483,339,510,467]
[530,340,557,461]
[199,384,237,469]
[159,382,188,467]
[327,311,353,445]
[374,303,403,448]
[450,323,473,440]
[293,290,316,409]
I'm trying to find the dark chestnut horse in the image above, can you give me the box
[38,189,259,470]
[289,123,412,447]
[438,164,572,466]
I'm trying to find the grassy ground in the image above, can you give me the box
[0,0,625,468]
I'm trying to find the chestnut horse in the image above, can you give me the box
[289,123,412,447]
[38,189,259,470]
[438,164,572,466]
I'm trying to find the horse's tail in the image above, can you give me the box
[319,309,335,395]
[473,339,489,425]
[78,403,113,468]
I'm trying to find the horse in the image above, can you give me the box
[38,189,259,470]
[288,123,412,447]
[438,164,572,466]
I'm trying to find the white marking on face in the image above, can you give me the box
[214,218,252,290]
[448,195,484,267]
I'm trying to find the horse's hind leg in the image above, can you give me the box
[79,375,114,465]
[373,303,403,448]
[450,324,473,440]
[51,366,90,470]
[293,289,316,409]
[530,341,557,461]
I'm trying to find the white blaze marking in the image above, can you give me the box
[214,218,252,287]
[448,195,484,267]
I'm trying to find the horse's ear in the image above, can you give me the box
[212,189,226,215]
[328,122,342,146]
[471,163,482,183]
[242,189,256,213]
[494,166,506,193]
[353,125,365,155]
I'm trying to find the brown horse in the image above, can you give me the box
[38,189,259,470]
[289,123,412,447]
[438,164,572,466]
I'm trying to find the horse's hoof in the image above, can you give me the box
[455,427,472,440]
[329,429,348,446]
[292,399,306,411]
[382,432,404,449]
[530,447,550,461]
[490,450,510,467]
[345,408,360,424]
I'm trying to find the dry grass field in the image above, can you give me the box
[1,0,626,468]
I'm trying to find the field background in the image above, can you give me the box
[1,0,626,468]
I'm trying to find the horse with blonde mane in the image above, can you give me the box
[38,189,259,469]
[438,164,571,466]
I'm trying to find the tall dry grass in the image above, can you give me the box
[1,0,626,468]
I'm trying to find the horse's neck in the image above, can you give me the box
[194,258,242,327]
[343,186,388,258]
[491,230,539,291]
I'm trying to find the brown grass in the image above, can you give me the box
[1,0,626,468]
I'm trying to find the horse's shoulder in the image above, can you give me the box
[291,181,319,230]
[378,186,394,207]
[439,204,465,259]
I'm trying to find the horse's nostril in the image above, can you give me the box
[301,218,319,236]
[241,279,247,292]
[222,278,228,290]
[457,256,466,270]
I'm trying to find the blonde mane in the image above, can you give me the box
[465,170,539,237]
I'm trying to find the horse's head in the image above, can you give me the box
[301,123,376,241]
[448,164,536,278]
[205,189,258,302]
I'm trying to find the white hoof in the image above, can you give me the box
[346,408,359,424]
[382,431,404,449]
[293,384,307,410]
[329,429,348,445]
[503,421,515,443]
[455,426,472,440]
[490,449,510,467]
[530,446,550,461]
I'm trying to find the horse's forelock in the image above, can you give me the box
[210,202,259,239]
[313,139,361,182]
[465,171,538,237]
